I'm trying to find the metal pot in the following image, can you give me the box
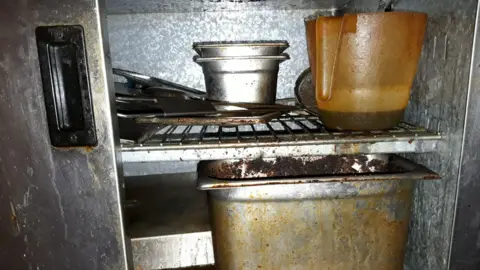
[194,54,289,104]
[193,40,289,57]
[197,154,440,270]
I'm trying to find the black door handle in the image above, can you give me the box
[36,25,97,147]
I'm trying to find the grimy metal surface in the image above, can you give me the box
[126,173,213,269]
[131,232,214,269]
[0,0,131,269]
[106,0,476,269]
[131,111,283,126]
[199,154,438,270]
[209,183,411,270]
[198,155,440,189]
[387,1,476,269]
[449,1,480,268]
[121,119,441,162]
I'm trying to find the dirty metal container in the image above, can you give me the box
[194,54,289,104]
[197,155,440,270]
[193,40,289,57]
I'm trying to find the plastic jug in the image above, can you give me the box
[305,12,427,130]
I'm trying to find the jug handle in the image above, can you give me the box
[316,16,345,101]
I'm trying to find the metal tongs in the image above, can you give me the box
[113,68,206,100]
[114,68,298,141]
[114,68,296,118]
[116,97,296,119]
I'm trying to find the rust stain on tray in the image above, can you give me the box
[423,174,441,180]
[201,155,439,268]
[207,155,401,180]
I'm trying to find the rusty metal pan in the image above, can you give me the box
[198,154,440,190]
[199,154,440,269]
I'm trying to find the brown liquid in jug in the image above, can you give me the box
[318,85,411,130]
[318,110,405,131]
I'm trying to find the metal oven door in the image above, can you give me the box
[0,0,131,269]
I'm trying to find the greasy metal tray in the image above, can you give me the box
[124,111,283,126]
[198,154,440,189]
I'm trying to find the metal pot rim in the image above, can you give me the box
[193,40,289,48]
[193,54,290,63]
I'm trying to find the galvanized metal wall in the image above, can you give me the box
[106,0,339,14]
[449,1,480,268]
[394,1,476,269]
[107,9,320,100]
[107,1,478,269]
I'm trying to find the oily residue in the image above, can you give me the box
[135,112,281,126]
[423,174,441,180]
[56,145,95,153]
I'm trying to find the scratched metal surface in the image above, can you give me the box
[400,1,476,269]
[123,161,198,176]
[449,1,480,269]
[0,0,131,269]
[131,232,214,269]
[107,9,330,100]
[106,0,341,14]
[120,117,441,162]
[341,0,478,269]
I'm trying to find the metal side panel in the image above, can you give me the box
[449,1,480,268]
[397,1,477,269]
[341,0,478,269]
[0,1,131,270]
[125,173,214,269]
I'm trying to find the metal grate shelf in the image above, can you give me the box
[121,111,442,162]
